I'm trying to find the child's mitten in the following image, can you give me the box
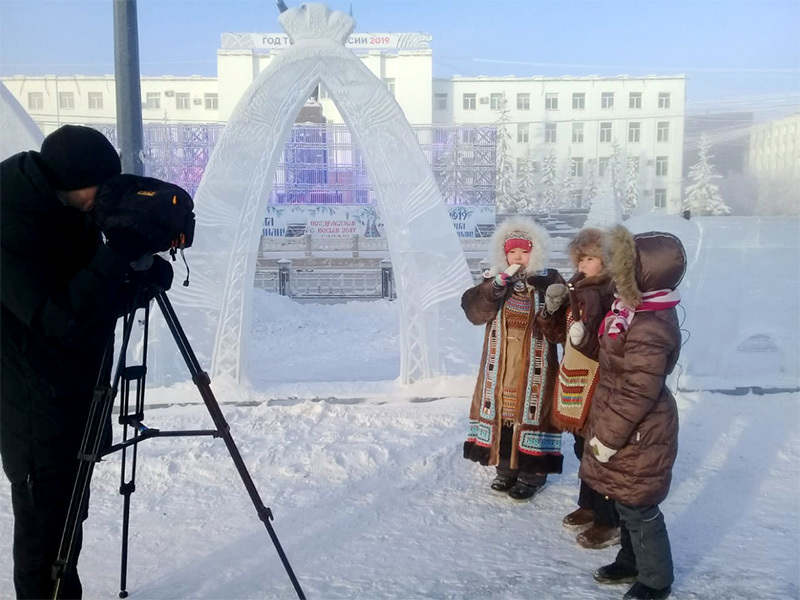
[589,436,617,463]
[569,321,586,346]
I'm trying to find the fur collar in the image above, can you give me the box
[607,225,641,306]
[487,218,550,276]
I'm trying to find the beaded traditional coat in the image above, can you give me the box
[461,219,565,475]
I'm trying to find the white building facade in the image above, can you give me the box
[3,32,685,213]
[433,76,686,213]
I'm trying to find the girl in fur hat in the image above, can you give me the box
[461,218,567,502]
[579,226,686,600]
[539,228,621,549]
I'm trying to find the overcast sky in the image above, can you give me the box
[1,0,798,109]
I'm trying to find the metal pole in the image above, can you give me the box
[113,0,145,175]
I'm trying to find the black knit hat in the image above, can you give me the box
[39,125,121,191]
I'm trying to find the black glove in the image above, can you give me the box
[105,228,152,263]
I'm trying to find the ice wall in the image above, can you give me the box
[626,214,799,391]
[149,3,476,386]
[0,82,44,160]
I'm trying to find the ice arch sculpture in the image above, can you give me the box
[154,3,475,385]
[1,82,44,160]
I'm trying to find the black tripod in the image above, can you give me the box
[52,263,306,599]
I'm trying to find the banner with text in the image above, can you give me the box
[263,205,495,239]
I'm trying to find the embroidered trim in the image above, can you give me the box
[519,431,562,455]
[479,315,502,420]
[521,294,548,426]
[467,420,493,447]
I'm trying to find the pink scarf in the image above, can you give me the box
[599,289,681,339]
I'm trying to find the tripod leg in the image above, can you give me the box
[117,304,149,599]
[52,307,139,600]
[154,291,306,600]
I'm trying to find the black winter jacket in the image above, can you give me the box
[0,152,129,482]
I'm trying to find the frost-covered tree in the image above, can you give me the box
[583,159,598,209]
[540,148,559,213]
[684,133,730,216]
[494,94,518,213]
[609,139,624,205]
[559,151,575,210]
[516,145,538,212]
[623,154,640,214]
[584,169,622,228]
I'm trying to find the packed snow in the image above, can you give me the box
[1,287,798,599]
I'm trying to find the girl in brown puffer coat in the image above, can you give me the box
[579,225,687,600]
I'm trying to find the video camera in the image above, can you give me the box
[93,174,196,260]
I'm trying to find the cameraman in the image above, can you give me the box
[0,125,151,599]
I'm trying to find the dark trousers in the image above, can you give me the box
[574,435,619,527]
[615,502,674,590]
[10,464,86,599]
[495,425,547,486]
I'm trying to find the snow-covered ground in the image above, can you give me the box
[1,290,798,599]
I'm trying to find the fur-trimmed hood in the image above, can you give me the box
[607,225,687,306]
[568,228,605,268]
[487,218,550,276]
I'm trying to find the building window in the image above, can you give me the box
[572,92,585,110]
[27,92,43,110]
[545,93,558,110]
[629,156,640,174]
[384,78,395,97]
[601,92,615,109]
[87,92,103,110]
[629,92,642,109]
[517,93,530,110]
[657,121,670,142]
[599,122,612,143]
[628,122,641,143]
[204,93,218,110]
[176,93,190,110]
[144,92,161,109]
[572,122,584,143]
[517,123,530,143]
[654,188,667,208]
[658,92,671,109]
[516,157,526,173]
[463,93,476,110]
[461,128,475,144]
[655,156,669,177]
[545,123,557,143]
[434,93,447,110]
[58,92,74,110]
[490,93,503,110]
[571,189,583,206]
[599,157,610,176]
[571,157,584,178]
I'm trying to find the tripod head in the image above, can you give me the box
[123,255,174,313]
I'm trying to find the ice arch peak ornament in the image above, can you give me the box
[156,2,477,386]
[279,3,355,44]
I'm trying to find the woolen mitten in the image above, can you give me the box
[545,283,568,313]
[569,321,586,346]
[493,272,510,288]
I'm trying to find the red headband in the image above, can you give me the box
[504,238,533,254]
